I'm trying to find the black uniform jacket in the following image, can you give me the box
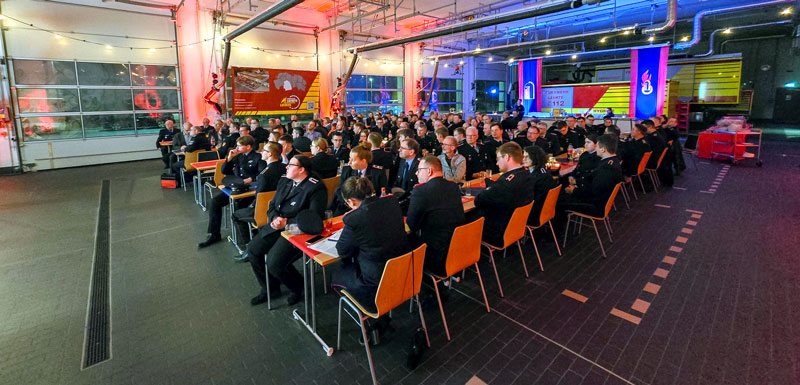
[185,134,211,153]
[573,156,624,213]
[223,151,263,180]
[406,177,466,275]
[336,195,411,287]
[311,152,339,179]
[156,128,179,149]
[621,138,651,176]
[255,161,286,194]
[371,148,394,173]
[458,143,488,179]
[258,175,328,238]
[393,157,419,192]
[474,167,536,246]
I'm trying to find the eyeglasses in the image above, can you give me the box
[286,163,301,168]
[400,147,410,151]
[415,167,429,173]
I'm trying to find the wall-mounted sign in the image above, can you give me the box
[232,67,320,115]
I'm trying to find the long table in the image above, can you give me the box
[281,195,477,356]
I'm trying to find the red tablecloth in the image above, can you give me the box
[285,222,345,258]
[696,131,748,160]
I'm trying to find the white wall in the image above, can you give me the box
[3,0,178,170]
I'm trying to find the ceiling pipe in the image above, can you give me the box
[348,0,611,53]
[673,0,794,50]
[221,0,304,42]
[321,4,392,32]
[521,43,670,63]
[428,0,677,61]
[696,20,792,57]
[641,0,676,34]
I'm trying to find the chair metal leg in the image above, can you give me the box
[649,170,660,192]
[474,263,491,313]
[486,248,504,297]
[322,266,328,294]
[528,228,544,272]
[359,315,378,385]
[620,186,630,209]
[431,276,450,340]
[516,241,529,277]
[414,294,431,348]
[605,217,613,234]
[603,218,614,243]
[578,217,584,235]
[549,221,562,256]
[591,220,607,259]
[563,214,572,248]
[265,255,272,310]
[337,297,344,349]
[629,181,638,200]
[638,175,647,195]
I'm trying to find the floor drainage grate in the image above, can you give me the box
[82,180,111,369]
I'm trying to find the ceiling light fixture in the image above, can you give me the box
[680,36,689,42]
[571,54,577,60]
[545,49,552,55]
[648,36,655,42]
[488,57,493,62]
[600,37,607,43]
[781,7,792,15]
[722,28,732,34]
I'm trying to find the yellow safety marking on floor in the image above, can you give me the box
[562,289,588,303]
[611,308,642,325]
[654,268,670,278]
[669,246,683,253]
[643,283,661,294]
[681,228,694,234]
[676,236,688,243]
[686,220,697,226]
[632,299,651,314]
[662,256,677,265]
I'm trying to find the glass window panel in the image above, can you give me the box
[136,112,181,134]
[16,88,80,113]
[130,64,177,86]
[80,89,133,111]
[346,90,369,106]
[367,75,382,89]
[133,89,179,111]
[20,116,83,141]
[347,75,366,88]
[383,91,403,104]
[384,76,401,89]
[13,60,76,85]
[77,62,130,86]
[83,114,135,138]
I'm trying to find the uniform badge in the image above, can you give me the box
[309,177,318,184]
[290,201,297,206]
[506,174,515,181]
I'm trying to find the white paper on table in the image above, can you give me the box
[307,229,343,259]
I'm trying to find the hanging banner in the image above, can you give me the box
[232,67,320,115]
[518,58,542,114]
[629,46,669,119]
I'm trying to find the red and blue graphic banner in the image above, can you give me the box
[629,46,669,119]
[518,58,542,114]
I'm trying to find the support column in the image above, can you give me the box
[463,56,476,116]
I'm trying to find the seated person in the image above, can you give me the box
[156,119,179,168]
[513,120,532,148]
[217,121,240,159]
[331,176,410,338]
[549,120,583,155]
[523,145,559,226]
[367,132,394,173]
[459,127,488,179]
[482,123,506,173]
[170,125,212,184]
[310,137,338,179]
[560,134,600,188]
[473,142,536,247]
[247,156,328,306]
[392,138,420,194]
[330,131,350,163]
[438,136,466,184]
[231,142,287,257]
[278,134,300,164]
[292,126,312,153]
[621,124,651,177]
[330,145,388,215]
[406,156,465,276]
[199,135,264,248]
[557,134,624,218]
[642,119,673,187]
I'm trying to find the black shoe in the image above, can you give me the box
[286,291,303,306]
[233,253,249,263]
[250,288,281,306]
[198,234,222,248]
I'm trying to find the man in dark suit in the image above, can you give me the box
[393,138,420,193]
[330,132,350,163]
[513,120,532,148]
[198,135,264,248]
[156,119,179,168]
[473,142,536,247]
[500,111,516,133]
[406,156,466,276]
[332,177,410,313]
[231,142,287,256]
[199,118,215,138]
[550,120,583,155]
[217,122,240,158]
[459,127,489,180]
[170,125,212,179]
[292,126,311,153]
[330,145,388,214]
[482,123,506,173]
[247,156,328,306]
[310,137,339,179]
[558,134,624,217]
[249,119,268,146]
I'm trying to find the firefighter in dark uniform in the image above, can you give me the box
[557,134,624,219]
[247,155,328,306]
[231,142,287,258]
[198,135,264,248]
[156,119,179,168]
[642,119,672,187]
[621,124,651,177]
[459,126,489,179]
[473,142,536,247]
[330,145,387,215]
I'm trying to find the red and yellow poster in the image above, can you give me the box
[232,67,320,115]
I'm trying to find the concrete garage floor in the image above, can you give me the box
[1,139,799,385]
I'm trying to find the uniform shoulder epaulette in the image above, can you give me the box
[309,177,319,184]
